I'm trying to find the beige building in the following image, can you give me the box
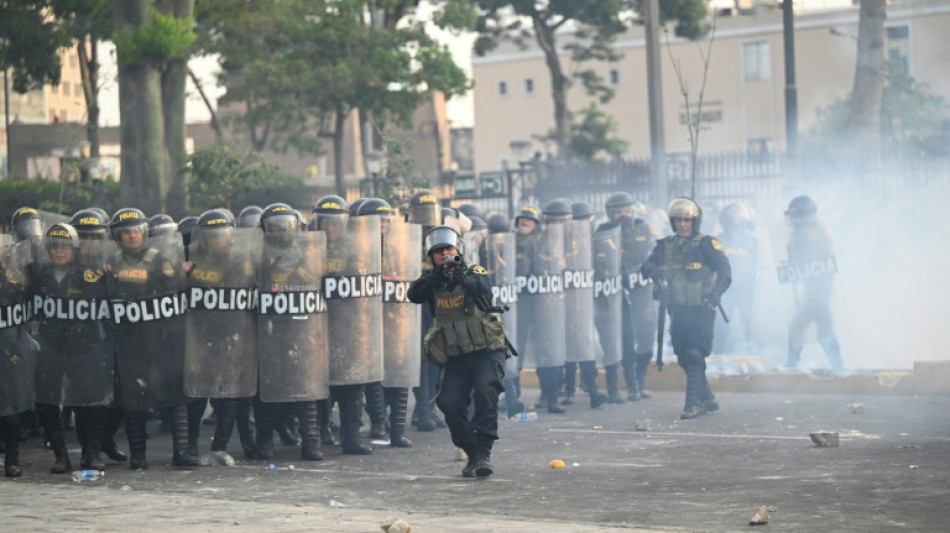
[471,0,950,173]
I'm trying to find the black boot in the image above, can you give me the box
[125,410,149,470]
[636,352,654,399]
[252,399,276,460]
[171,404,199,467]
[385,387,412,448]
[317,400,338,446]
[2,416,22,477]
[339,386,372,455]
[604,363,626,404]
[186,398,207,457]
[297,401,323,461]
[540,367,565,414]
[364,381,388,440]
[561,363,576,405]
[101,407,128,462]
[211,400,238,452]
[77,407,106,470]
[680,353,706,420]
[699,379,719,414]
[621,353,640,401]
[235,399,258,458]
[473,434,495,477]
[37,403,71,474]
[461,446,477,478]
[580,361,607,409]
[275,406,301,446]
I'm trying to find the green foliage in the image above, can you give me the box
[115,9,196,66]
[633,0,709,40]
[186,143,307,213]
[539,104,628,161]
[0,179,119,225]
[0,0,73,92]
[807,61,950,157]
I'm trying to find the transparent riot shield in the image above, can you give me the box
[33,239,116,406]
[0,240,36,416]
[380,221,421,388]
[257,232,329,402]
[593,226,623,367]
[108,233,187,410]
[325,215,383,386]
[517,223,566,368]
[485,232,518,375]
[184,228,261,399]
[564,220,595,363]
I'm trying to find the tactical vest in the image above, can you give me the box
[112,248,160,298]
[428,283,506,360]
[661,234,717,307]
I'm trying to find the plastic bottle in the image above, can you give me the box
[71,470,105,482]
[510,411,538,421]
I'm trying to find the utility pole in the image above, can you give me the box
[3,69,10,180]
[782,0,799,159]
[644,0,667,205]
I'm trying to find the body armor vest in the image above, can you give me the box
[431,283,506,357]
[661,234,717,307]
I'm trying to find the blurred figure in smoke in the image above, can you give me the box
[783,196,844,371]
[642,198,731,419]
[714,202,760,354]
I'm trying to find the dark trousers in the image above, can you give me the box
[435,350,506,453]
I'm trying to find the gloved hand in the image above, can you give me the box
[452,265,467,286]
[703,293,720,309]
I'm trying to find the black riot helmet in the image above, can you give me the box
[357,198,393,218]
[542,198,573,224]
[260,203,299,245]
[237,205,263,229]
[572,201,595,221]
[177,215,199,249]
[70,208,110,240]
[720,202,755,232]
[457,203,483,220]
[424,225,464,258]
[514,205,541,225]
[89,207,110,223]
[468,215,487,232]
[44,223,80,252]
[313,195,349,237]
[349,198,368,216]
[148,214,178,237]
[604,192,636,220]
[784,195,817,219]
[408,189,441,226]
[667,197,703,235]
[195,209,234,254]
[487,213,511,234]
[10,206,43,242]
[110,207,148,241]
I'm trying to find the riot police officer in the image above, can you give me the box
[485,213,525,418]
[513,205,542,407]
[106,208,198,468]
[407,189,446,431]
[70,209,128,464]
[784,196,843,371]
[408,226,510,477]
[642,198,731,419]
[237,206,263,229]
[10,207,44,242]
[714,202,760,353]
[601,193,658,402]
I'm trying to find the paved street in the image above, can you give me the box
[2,390,948,532]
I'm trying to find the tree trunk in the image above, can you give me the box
[334,104,348,197]
[532,15,571,160]
[77,38,100,162]
[848,0,886,153]
[158,0,194,217]
[115,0,166,213]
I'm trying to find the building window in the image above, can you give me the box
[51,84,59,94]
[608,68,620,86]
[887,24,910,71]
[497,80,508,97]
[524,77,534,95]
[742,41,771,82]
[63,83,70,96]
[74,83,83,97]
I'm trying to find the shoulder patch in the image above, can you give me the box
[83,269,100,283]
[162,261,175,277]
[710,238,723,251]
[471,265,488,275]
[5,270,16,283]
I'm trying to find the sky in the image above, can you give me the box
[97,3,477,129]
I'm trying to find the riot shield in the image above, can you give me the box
[33,239,116,406]
[380,221,421,388]
[564,220,595,363]
[461,231,483,266]
[485,232,518,375]
[184,228,261,399]
[0,240,36,417]
[593,226,623,367]
[517,223,566,368]
[325,216,383,386]
[108,233,188,410]
[257,232,329,402]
